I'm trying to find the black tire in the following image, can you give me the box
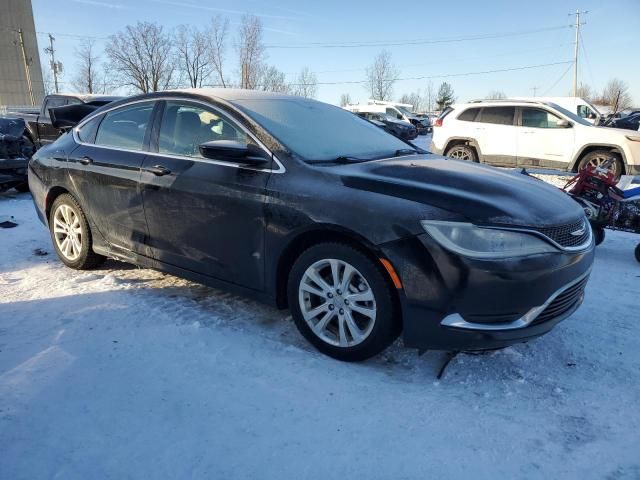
[593,227,606,246]
[287,242,400,362]
[14,182,30,193]
[578,150,624,181]
[635,244,640,263]
[49,193,106,270]
[445,143,478,162]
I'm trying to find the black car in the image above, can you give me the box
[29,89,594,361]
[611,113,640,131]
[356,111,418,140]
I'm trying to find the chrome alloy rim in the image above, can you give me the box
[587,154,618,176]
[298,259,376,347]
[53,204,82,261]
[448,147,471,160]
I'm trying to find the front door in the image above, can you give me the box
[516,107,575,169]
[140,99,271,291]
[67,101,156,255]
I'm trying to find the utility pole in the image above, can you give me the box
[531,86,539,97]
[45,34,60,93]
[571,10,587,97]
[16,29,36,106]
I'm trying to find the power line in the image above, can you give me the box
[265,25,571,49]
[578,29,595,87]
[542,62,574,96]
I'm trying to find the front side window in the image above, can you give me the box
[95,102,154,151]
[521,108,564,128]
[478,107,515,126]
[234,97,411,163]
[158,101,247,157]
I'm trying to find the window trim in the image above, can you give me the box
[73,96,285,174]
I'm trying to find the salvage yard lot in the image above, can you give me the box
[1,187,639,478]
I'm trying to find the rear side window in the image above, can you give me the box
[95,102,154,151]
[457,108,481,122]
[42,97,66,118]
[77,115,102,143]
[478,107,515,125]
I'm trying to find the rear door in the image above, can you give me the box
[140,99,271,290]
[516,107,575,169]
[474,106,517,165]
[67,101,156,255]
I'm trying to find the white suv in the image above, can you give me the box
[430,100,640,178]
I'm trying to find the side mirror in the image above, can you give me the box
[556,119,571,128]
[199,140,270,166]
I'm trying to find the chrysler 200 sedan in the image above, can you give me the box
[29,89,595,361]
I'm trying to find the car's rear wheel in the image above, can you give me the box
[287,243,399,361]
[635,244,640,263]
[49,194,106,270]
[578,150,623,181]
[445,144,477,162]
[14,182,30,193]
[593,226,606,246]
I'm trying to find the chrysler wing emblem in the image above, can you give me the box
[570,223,586,237]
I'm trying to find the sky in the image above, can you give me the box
[29,0,640,107]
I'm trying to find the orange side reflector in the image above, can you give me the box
[380,258,402,289]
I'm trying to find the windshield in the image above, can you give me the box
[233,97,412,162]
[396,106,414,116]
[545,102,591,126]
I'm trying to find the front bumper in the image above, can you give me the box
[381,233,595,351]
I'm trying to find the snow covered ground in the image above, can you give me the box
[1,177,639,478]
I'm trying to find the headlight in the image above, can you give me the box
[421,220,558,258]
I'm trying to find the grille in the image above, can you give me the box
[532,276,589,325]
[529,218,590,249]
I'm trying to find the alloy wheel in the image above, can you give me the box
[298,259,377,347]
[52,204,83,261]
[587,154,618,176]
[448,147,472,160]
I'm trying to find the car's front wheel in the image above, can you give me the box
[288,243,399,361]
[578,150,623,181]
[445,144,477,162]
[49,194,106,270]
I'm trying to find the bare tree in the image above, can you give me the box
[292,67,317,98]
[575,83,592,101]
[487,90,506,100]
[237,14,265,89]
[208,15,229,87]
[424,81,435,114]
[72,39,100,93]
[596,78,632,111]
[105,22,175,93]
[339,93,352,107]
[365,50,399,101]
[258,65,290,93]
[175,25,214,88]
[398,91,423,111]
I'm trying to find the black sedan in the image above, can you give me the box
[29,89,594,361]
[355,111,418,140]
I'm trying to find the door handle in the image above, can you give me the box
[79,156,94,165]
[146,165,172,176]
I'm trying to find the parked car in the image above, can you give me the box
[3,93,121,149]
[356,111,418,140]
[431,99,640,179]
[610,113,640,131]
[30,89,594,361]
[345,100,430,134]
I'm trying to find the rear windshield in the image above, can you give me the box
[233,97,410,163]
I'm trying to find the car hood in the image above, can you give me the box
[334,155,584,227]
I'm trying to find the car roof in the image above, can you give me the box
[452,99,556,109]
[169,88,298,102]
[52,93,123,103]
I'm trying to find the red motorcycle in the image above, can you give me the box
[562,160,640,262]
